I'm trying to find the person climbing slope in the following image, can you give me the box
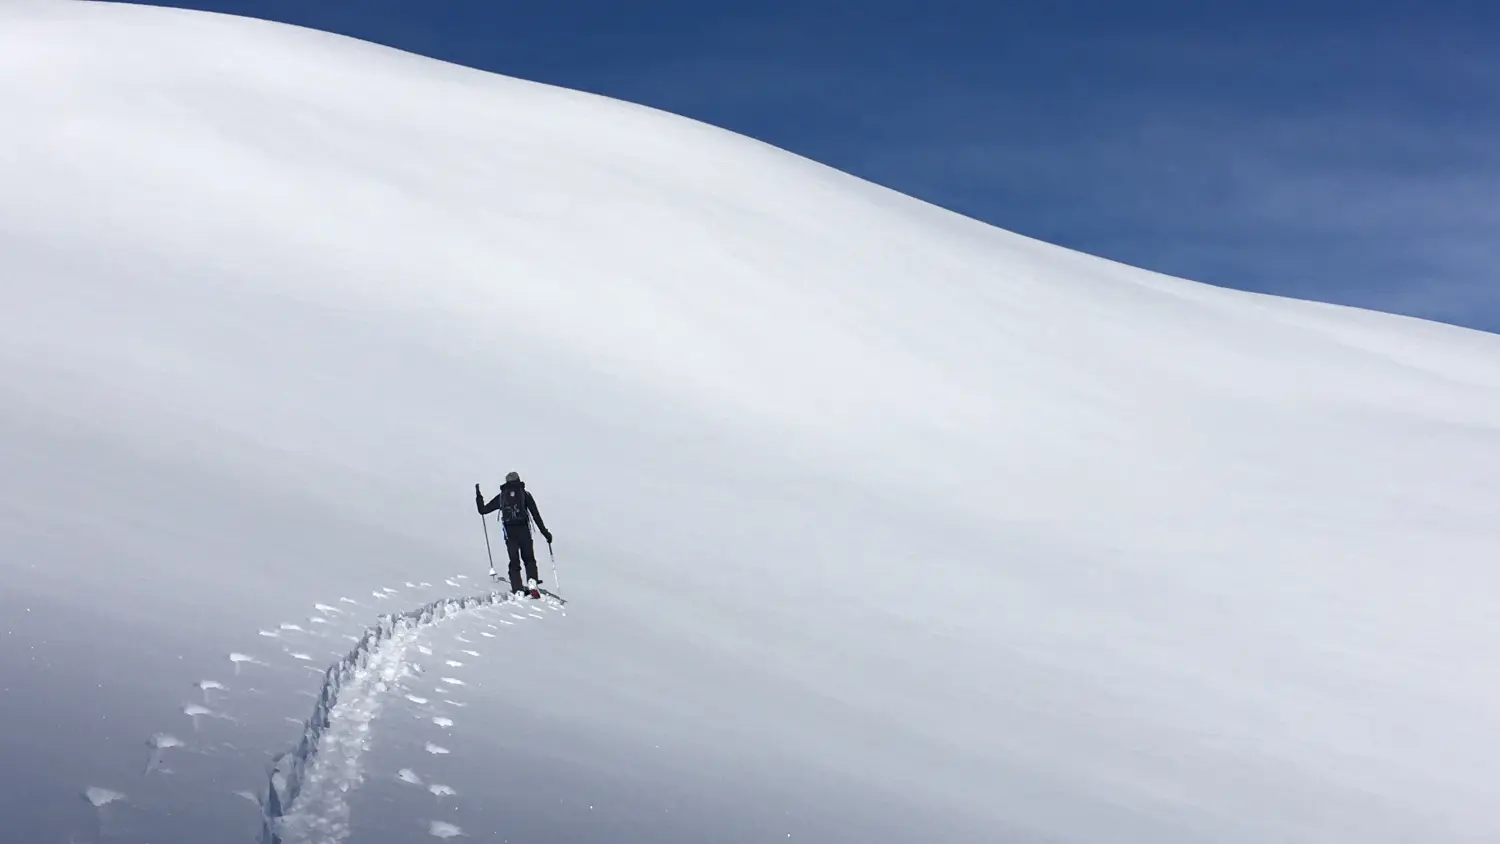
[476,472,553,597]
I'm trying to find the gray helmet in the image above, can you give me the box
[505,471,520,483]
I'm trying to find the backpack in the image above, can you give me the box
[499,485,529,526]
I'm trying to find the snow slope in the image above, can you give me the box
[3,3,1500,842]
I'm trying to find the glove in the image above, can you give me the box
[542,529,554,544]
[474,485,484,510]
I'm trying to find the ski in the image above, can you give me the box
[489,573,567,605]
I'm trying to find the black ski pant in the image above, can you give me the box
[503,523,539,591]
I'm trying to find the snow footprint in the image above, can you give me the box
[82,787,126,837]
[229,653,265,675]
[144,734,183,774]
[184,703,230,731]
[398,769,424,786]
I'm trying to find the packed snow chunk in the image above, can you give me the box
[406,694,430,705]
[424,743,450,755]
[82,788,124,808]
[444,660,464,668]
[417,645,433,656]
[279,622,305,632]
[429,784,457,798]
[429,821,464,838]
[398,768,424,786]
[196,679,226,693]
[460,650,481,657]
[442,700,467,708]
[288,652,313,661]
[432,717,454,728]
[478,632,496,639]
[314,603,343,615]
[439,678,465,687]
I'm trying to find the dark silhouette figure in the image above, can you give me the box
[477,472,552,594]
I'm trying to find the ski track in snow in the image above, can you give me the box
[259,588,553,844]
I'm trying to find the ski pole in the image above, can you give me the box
[477,485,496,579]
[547,540,561,593]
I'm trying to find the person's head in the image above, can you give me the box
[505,471,520,483]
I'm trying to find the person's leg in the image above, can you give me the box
[504,527,525,592]
[519,530,540,586]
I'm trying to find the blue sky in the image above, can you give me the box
[125,0,1500,332]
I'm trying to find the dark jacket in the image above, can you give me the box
[478,480,548,535]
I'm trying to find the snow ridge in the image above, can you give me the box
[261,590,533,844]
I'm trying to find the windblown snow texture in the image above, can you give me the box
[262,591,535,844]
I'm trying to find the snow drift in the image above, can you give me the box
[2,3,1500,843]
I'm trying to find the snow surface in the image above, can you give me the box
[3,3,1500,843]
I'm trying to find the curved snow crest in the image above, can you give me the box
[261,590,521,844]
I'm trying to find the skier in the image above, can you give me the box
[476,472,553,597]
